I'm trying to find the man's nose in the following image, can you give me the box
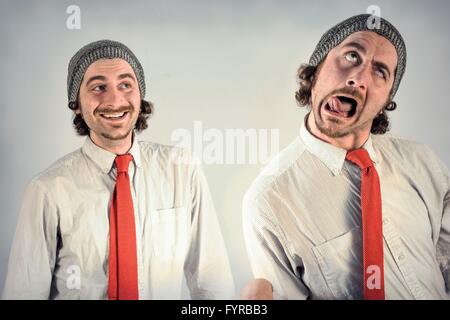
[103,87,122,107]
[346,65,370,92]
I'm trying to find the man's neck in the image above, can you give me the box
[306,113,370,151]
[90,132,134,155]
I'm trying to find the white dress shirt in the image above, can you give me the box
[243,118,450,300]
[3,134,235,299]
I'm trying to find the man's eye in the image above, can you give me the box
[375,68,386,79]
[120,83,132,89]
[93,85,106,92]
[345,52,359,63]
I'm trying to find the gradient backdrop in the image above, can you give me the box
[1,0,449,297]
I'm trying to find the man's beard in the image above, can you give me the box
[315,115,353,138]
[100,127,134,141]
[313,86,364,138]
[95,103,136,141]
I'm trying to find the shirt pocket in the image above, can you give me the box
[151,206,189,259]
[311,226,363,299]
[149,206,190,299]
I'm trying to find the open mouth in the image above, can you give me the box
[324,95,358,118]
[99,111,129,121]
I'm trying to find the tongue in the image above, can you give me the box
[331,96,352,113]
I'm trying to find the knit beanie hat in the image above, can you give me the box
[309,14,406,98]
[67,40,146,104]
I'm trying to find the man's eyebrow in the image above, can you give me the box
[85,73,136,87]
[342,41,367,55]
[85,75,106,87]
[118,73,136,81]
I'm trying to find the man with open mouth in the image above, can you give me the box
[242,14,450,300]
[2,40,234,300]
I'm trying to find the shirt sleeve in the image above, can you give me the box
[2,179,58,299]
[183,160,235,299]
[242,192,310,300]
[436,159,450,296]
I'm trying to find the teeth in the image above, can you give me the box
[329,98,335,111]
[103,112,125,119]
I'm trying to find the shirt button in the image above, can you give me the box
[398,253,405,261]
[382,218,389,226]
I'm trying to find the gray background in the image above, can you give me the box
[1,0,449,297]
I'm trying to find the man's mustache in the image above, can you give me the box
[323,87,364,104]
[95,105,133,115]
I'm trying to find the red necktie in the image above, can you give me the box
[108,154,139,300]
[346,149,385,300]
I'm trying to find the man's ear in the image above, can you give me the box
[68,101,82,117]
[68,101,78,111]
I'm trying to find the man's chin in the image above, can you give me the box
[316,122,351,139]
[100,129,133,141]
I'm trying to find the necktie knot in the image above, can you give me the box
[346,149,373,170]
[115,154,133,174]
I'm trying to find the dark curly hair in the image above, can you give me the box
[68,100,154,136]
[294,63,397,134]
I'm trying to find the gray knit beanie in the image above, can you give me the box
[67,39,146,104]
[309,14,406,98]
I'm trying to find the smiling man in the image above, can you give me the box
[2,40,234,300]
[242,14,450,299]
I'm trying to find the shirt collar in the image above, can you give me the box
[82,132,142,174]
[299,115,378,176]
